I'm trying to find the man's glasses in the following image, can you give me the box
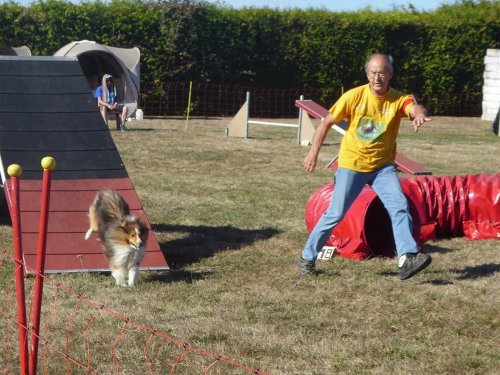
[368,71,387,79]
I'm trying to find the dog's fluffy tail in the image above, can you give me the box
[84,228,93,240]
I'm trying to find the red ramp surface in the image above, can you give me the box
[0,56,168,273]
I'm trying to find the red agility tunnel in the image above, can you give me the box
[304,174,500,260]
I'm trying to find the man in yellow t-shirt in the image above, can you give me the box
[298,53,432,280]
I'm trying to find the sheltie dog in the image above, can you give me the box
[84,190,148,286]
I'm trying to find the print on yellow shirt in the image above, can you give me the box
[357,118,386,141]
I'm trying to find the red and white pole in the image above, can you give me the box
[29,157,56,375]
[7,164,30,375]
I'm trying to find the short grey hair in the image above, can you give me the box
[364,53,394,74]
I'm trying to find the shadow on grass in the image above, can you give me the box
[152,224,281,269]
[425,243,499,281]
[417,263,500,285]
[143,269,213,284]
[452,263,500,280]
[381,263,500,284]
[422,244,455,255]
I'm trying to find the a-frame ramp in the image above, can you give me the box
[0,56,168,273]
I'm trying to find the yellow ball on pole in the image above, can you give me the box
[7,164,22,177]
[41,157,56,171]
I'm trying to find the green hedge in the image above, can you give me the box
[1,0,498,113]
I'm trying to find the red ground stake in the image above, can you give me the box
[7,164,30,375]
[29,157,56,375]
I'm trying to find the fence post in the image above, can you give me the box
[7,164,30,375]
[184,81,193,131]
[29,157,56,375]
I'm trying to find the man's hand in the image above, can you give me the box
[303,153,317,172]
[410,104,431,132]
[412,114,431,132]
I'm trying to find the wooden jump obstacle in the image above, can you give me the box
[226,92,317,145]
[295,99,432,175]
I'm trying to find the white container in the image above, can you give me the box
[135,109,143,120]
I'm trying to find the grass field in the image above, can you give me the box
[0,116,499,374]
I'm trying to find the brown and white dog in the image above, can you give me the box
[84,190,148,286]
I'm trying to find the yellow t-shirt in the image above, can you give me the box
[329,84,415,172]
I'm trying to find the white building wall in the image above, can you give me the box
[482,49,500,121]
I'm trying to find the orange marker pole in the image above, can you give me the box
[8,164,30,375]
[29,157,56,375]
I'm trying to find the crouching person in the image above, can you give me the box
[95,74,129,132]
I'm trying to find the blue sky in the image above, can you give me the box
[211,0,453,12]
[6,0,454,13]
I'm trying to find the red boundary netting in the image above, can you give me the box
[139,81,482,118]
[0,248,270,375]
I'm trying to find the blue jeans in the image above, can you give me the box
[302,164,417,262]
